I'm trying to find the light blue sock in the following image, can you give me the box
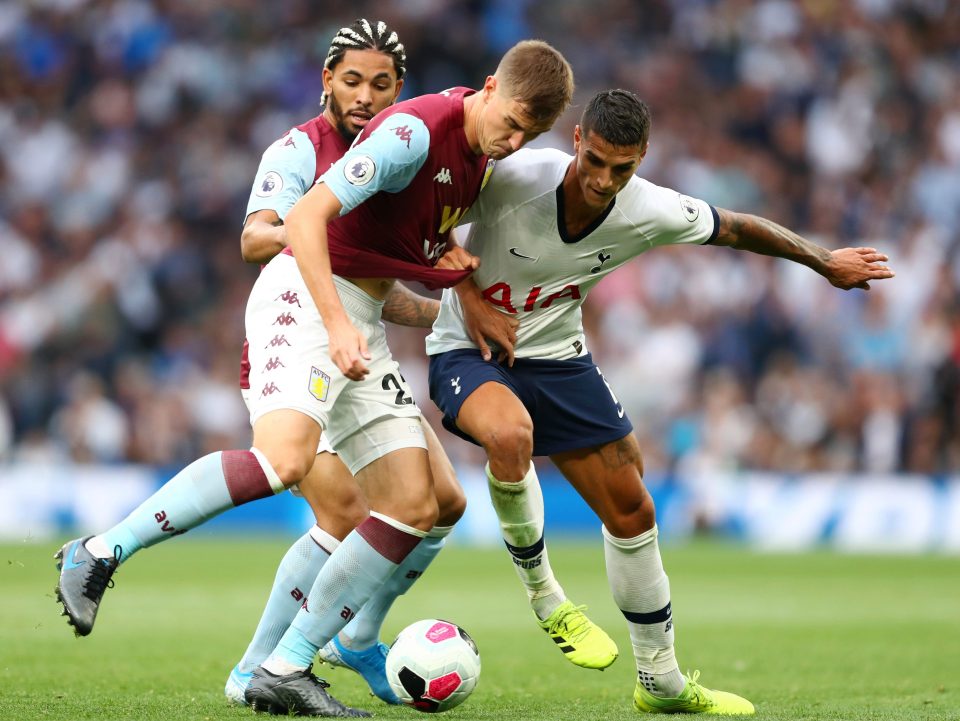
[340,526,451,649]
[266,516,423,671]
[93,450,277,564]
[237,526,336,674]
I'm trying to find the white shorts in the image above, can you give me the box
[241,388,335,456]
[244,254,426,474]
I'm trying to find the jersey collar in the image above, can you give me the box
[555,181,617,244]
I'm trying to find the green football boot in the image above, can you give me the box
[634,670,755,715]
[537,600,618,670]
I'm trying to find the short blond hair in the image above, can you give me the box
[495,40,574,125]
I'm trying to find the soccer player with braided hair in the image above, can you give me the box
[229,18,461,710]
[55,34,576,717]
[56,18,453,718]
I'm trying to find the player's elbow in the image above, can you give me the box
[239,227,259,263]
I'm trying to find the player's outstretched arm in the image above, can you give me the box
[713,208,895,290]
[286,183,371,380]
[454,277,519,365]
[382,282,441,329]
[241,209,287,264]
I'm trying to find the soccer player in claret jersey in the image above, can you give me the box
[426,89,895,715]
[55,39,573,716]
[227,20,465,708]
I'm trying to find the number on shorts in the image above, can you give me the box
[382,373,413,405]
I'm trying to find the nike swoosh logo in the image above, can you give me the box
[63,541,86,570]
[509,247,538,261]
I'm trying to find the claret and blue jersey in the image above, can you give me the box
[317,87,489,289]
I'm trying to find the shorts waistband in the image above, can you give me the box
[333,275,385,324]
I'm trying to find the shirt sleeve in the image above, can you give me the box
[245,128,316,221]
[318,113,430,215]
[635,180,719,248]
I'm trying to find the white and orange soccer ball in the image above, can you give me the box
[385,619,481,713]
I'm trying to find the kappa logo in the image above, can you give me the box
[433,167,452,184]
[590,250,612,274]
[451,376,461,395]
[392,125,413,148]
[264,357,285,371]
[265,334,291,349]
[256,171,283,197]
[260,382,281,398]
[275,291,301,306]
[345,155,376,186]
[272,312,297,326]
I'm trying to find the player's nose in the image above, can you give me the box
[355,84,374,105]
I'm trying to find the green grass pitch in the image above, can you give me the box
[2,537,958,720]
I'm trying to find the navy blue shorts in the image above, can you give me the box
[428,349,633,457]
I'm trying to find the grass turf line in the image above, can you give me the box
[1,538,958,720]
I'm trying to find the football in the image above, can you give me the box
[385,619,481,713]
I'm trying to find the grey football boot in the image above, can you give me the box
[245,664,372,717]
[54,536,120,636]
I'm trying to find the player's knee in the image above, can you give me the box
[603,488,656,537]
[337,490,370,530]
[265,451,314,488]
[478,422,533,468]
[435,481,466,526]
[408,494,440,532]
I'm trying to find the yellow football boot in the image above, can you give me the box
[537,600,618,670]
[634,670,755,715]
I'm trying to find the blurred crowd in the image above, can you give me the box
[1,0,958,477]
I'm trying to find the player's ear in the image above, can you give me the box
[573,124,582,152]
[483,75,498,101]
[392,78,404,102]
[322,67,334,93]
[638,140,650,163]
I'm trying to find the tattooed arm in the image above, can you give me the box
[381,282,440,329]
[712,208,895,290]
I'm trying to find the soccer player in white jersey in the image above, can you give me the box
[226,19,465,708]
[426,89,895,715]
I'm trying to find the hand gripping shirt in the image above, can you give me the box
[316,88,491,290]
[425,147,719,360]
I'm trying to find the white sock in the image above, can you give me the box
[486,463,565,620]
[603,524,684,697]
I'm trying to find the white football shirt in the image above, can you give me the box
[425,147,718,360]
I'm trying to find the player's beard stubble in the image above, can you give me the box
[327,94,361,143]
